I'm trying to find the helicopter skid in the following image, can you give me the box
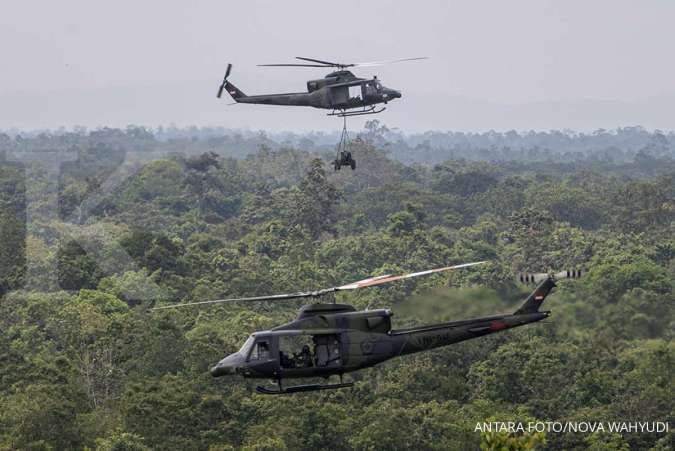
[256,381,354,395]
[328,106,386,117]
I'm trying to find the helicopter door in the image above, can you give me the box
[313,334,341,367]
[278,334,314,369]
[331,86,349,105]
[348,85,362,102]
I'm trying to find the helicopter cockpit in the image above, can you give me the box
[240,331,342,372]
[362,80,380,95]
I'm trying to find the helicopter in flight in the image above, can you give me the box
[154,262,582,395]
[216,57,426,171]
[216,57,426,117]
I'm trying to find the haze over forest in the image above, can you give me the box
[2,1,675,132]
[3,122,674,166]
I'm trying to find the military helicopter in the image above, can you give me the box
[216,57,427,117]
[216,57,426,171]
[153,263,582,394]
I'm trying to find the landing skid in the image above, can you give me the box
[256,381,354,395]
[257,374,353,395]
[327,106,386,117]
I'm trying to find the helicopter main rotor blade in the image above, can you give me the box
[352,57,429,67]
[295,56,345,66]
[151,261,486,310]
[257,64,333,67]
[152,291,321,310]
[334,261,486,290]
[258,57,428,69]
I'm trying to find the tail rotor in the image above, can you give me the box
[517,269,583,284]
[217,64,233,98]
[513,269,583,315]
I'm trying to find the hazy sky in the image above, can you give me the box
[2,1,675,132]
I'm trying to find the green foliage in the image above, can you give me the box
[0,165,25,293]
[75,289,129,314]
[431,161,499,197]
[479,418,546,451]
[0,136,673,450]
[95,431,151,451]
[291,158,341,238]
[57,240,103,290]
[98,269,165,305]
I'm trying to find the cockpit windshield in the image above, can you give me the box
[238,336,255,356]
[375,82,382,91]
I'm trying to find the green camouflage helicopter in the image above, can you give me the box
[154,263,582,394]
[216,57,427,117]
[216,57,427,171]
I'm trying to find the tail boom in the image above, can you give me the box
[392,311,548,356]
[391,277,559,356]
[233,92,314,107]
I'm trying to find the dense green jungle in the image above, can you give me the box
[0,124,673,450]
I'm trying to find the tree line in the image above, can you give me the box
[0,128,673,450]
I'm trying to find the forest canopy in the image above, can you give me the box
[0,124,673,450]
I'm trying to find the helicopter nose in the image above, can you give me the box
[210,353,242,377]
[383,90,401,101]
[210,363,232,377]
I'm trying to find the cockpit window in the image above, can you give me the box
[238,336,255,355]
[250,340,270,360]
[375,82,382,91]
